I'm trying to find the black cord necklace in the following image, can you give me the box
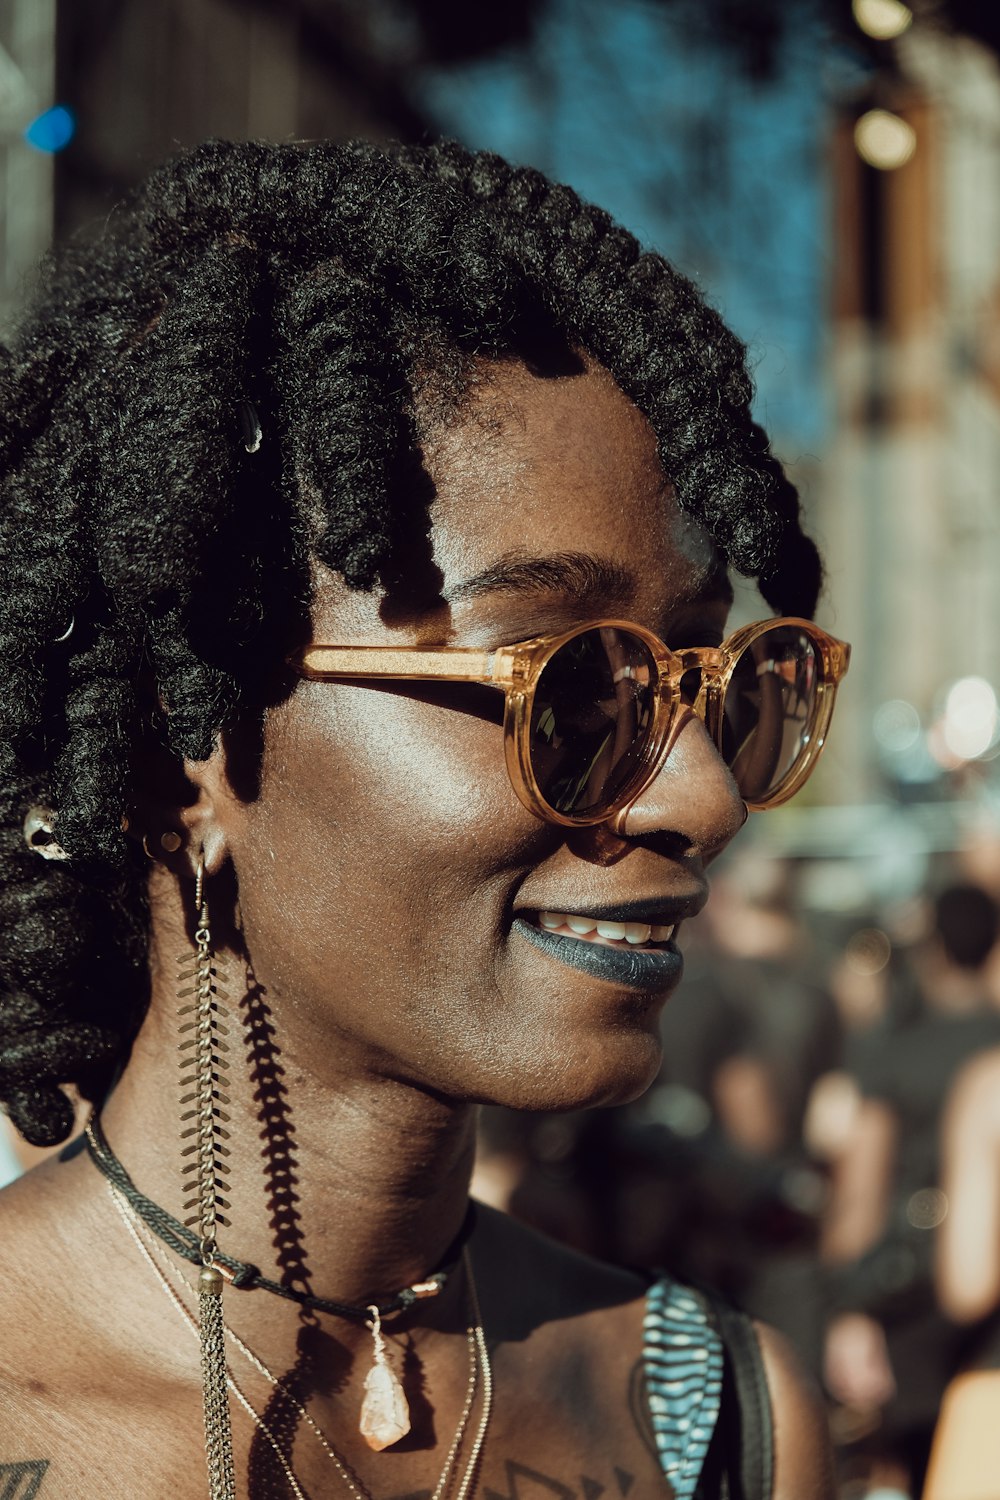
[84,1115,475,1324]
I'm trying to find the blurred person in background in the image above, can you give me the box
[821,881,1000,1499]
[937,1042,1000,1329]
[646,853,840,1364]
[0,138,845,1499]
[921,1037,1000,1498]
[670,853,841,1163]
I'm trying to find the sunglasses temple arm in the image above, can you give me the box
[294,645,502,684]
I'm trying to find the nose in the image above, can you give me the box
[611,709,748,858]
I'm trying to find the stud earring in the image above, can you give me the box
[142,830,184,858]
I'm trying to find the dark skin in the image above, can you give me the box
[0,360,834,1498]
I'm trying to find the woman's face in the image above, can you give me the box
[217,360,747,1111]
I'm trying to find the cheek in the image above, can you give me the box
[231,685,546,999]
[294,681,513,839]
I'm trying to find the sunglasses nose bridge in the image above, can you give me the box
[659,647,725,730]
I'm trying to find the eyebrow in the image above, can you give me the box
[447,548,734,613]
[447,550,635,609]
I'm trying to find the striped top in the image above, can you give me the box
[643,1279,725,1500]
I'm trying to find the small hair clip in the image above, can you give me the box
[238,400,263,454]
[23,806,70,862]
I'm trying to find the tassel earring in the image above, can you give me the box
[360,1303,411,1451]
[178,850,236,1500]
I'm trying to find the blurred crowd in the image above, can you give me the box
[472,837,1000,1500]
[8,837,1000,1496]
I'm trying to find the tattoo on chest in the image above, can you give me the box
[0,1461,49,1500]
[484,1460,636,1498]
[389,1463,637,1500]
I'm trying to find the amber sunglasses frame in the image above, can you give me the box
[293,616,851,827]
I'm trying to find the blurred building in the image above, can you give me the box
[823,26,1000,806]
[52,0,432,237]
[0,0,57,335]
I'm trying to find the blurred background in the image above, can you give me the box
[5,1,1000,1495]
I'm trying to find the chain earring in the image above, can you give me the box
[178,849,236,1500]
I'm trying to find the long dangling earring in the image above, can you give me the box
[178,849,237,1500]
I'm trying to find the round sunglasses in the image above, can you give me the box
[294,617,851,827]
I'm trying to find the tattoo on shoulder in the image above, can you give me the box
[0,1460,49,1499]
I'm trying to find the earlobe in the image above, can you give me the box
[177,746,236,878]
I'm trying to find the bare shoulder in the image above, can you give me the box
[0,1153,206,1499]
[755,1320,835,1500]
[0,1163,74,1365]
[0,1164,102,1492]
[0,1159,106,1435]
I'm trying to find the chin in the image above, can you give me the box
[476,1026,664,1114]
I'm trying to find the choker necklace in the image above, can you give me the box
[84,1116,475,1324]
[107,1181,493,1500]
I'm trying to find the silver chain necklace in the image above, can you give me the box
[108,1182,493,1500]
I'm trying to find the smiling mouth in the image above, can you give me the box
[515,911,683,993]
[530,911,678,952]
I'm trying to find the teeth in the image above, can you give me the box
[596,921,627,940]
[535,912,674,946]
[625,922,652,945]
[566,915,598,935]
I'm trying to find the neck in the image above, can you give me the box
[98,875,477,1336]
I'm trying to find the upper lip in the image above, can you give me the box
[517,891,708,926]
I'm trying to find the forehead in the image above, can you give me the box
[423,359,724,622]
[311,359,728,640]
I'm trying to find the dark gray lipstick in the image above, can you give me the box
[513,915,683,993]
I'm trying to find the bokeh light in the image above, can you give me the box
[852,0,914,41]
[874,699,922,755]
[24,105,76,154]
[845,926,892,975]
[854,107,917,169]
[942,676,1000,761]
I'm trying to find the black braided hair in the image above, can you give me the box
[0,138,821,1145]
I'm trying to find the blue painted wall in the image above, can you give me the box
[418,0,834,451]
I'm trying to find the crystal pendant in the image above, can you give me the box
[359,1360,411,1451]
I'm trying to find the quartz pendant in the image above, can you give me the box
[359,1360,411,1451]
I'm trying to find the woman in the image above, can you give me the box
[0,138,845,1499]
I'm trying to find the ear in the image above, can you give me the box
[176,743,238,879]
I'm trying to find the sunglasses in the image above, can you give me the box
[294,617,850,828]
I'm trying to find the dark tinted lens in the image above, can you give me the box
[529,627,657,816]
[721,626,820,802]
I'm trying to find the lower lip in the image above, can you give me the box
[512,916,683,994]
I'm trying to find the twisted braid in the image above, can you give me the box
[0,137,821,1143]
[410,142,818,609]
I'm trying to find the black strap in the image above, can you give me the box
[698,1290,774,1500]
[84,1115,473,1324]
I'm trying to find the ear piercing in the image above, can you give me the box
[142,830,184,858]
[22,806,71,861]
